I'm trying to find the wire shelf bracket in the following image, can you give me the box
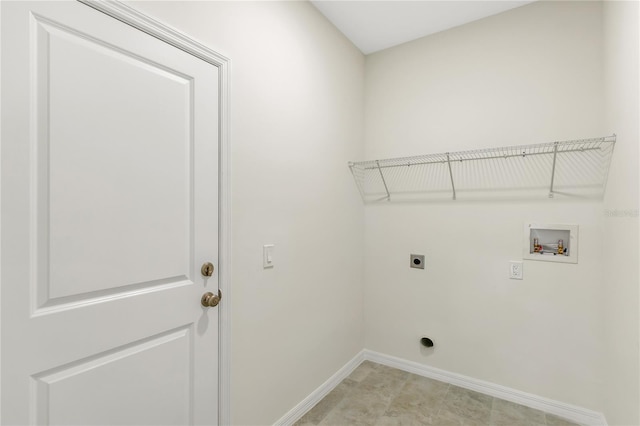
[376,160,391,201]
[548,142,559,198]
[349,135,616,203]
[446,153,456,200]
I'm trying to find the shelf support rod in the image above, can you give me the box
[549,142,559,198]
[348,163,366,201]
[446,153,456,200]
[376,160,391,201]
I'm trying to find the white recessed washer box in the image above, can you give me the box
[524,223,578,264]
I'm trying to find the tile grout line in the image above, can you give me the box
[376,371,412,424]
[318,386,350,426]
[488,396,496,425]
[319,377,363,425]
[433,383,451,419]
[318,362,379,425]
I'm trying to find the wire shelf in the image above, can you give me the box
[349,135,616,202]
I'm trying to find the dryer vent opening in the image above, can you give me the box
[420,337,434,348]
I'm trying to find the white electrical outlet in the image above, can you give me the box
[509,261,523,280]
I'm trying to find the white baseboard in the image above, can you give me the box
[273,350,366,426]
[274,349,607,426]
[364,350,607,426]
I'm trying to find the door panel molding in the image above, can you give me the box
[30,10,198,315]
[31,325,193,426]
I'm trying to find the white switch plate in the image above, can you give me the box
[509,261,523,280]
[263,244,274,268]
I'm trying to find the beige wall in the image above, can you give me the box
[363,1,607,410]
[122,1,639,423]
[126,2,365,424]
[602,1,640,424]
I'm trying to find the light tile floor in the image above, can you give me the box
[295,361,580,426]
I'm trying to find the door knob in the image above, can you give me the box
[201,262,214,277]
[201,290,222,307]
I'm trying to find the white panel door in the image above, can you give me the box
[1,1,220,424]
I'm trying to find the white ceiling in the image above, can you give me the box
[310,1,536,54]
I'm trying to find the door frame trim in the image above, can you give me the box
[76,1,232,424]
